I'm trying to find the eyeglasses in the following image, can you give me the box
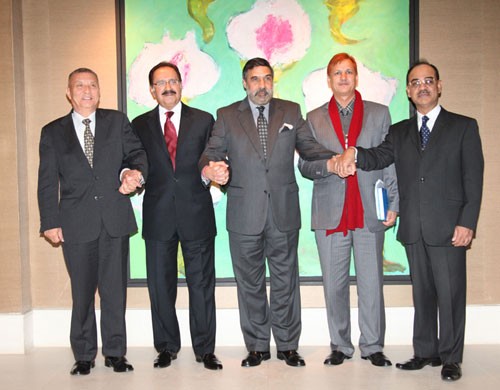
[153,79,180,87]
[408,77,436,88]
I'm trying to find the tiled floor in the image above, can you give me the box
[1,345,499,390]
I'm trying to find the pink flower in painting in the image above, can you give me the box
[255,15,293,60]
[128,31,220,108]
[227,0,310,67]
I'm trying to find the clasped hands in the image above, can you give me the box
[327,147,357,178]
[203,161,229,185]
[119,169,144,194]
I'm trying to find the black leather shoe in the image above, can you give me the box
[362,352,392,367]
[104,356,134,372]
[196,353,223,370]
[277,350,306,367]
[154,350,178,368]
[396,356,442,370]
[241,351,271,367]
[441,363,462,381]
[70,360,95,375]
[324,350,351,365]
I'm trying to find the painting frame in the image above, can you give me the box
[116,0,419,286]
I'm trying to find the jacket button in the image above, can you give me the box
[420,177,425,182]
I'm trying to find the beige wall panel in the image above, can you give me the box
[23,0,118,308]
[0,0,24,312]
[8,0,496,312]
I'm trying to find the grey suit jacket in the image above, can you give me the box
[357,107,483,245]
[299,100,399,232]
[199,97,334,235]
[38,109,148,243]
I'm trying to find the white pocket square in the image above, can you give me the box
[279,123,294,133]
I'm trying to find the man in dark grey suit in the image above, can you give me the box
[132,62,223,370]
[200,57,335,367]
[337,61,484,382]
[299,53,398,368]
[37,68,147,375]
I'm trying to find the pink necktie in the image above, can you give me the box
[164,111,177,170]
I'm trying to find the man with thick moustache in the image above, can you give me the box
[132,62,224,370]
[38,68,147,375]
[337,61,484,381]
[299,52,398,368]
[200,57,336,368]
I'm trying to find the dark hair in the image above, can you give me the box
[148,62,182,86]
[242,57,274,79]
[68,68,99,85]
[406,60,440,84]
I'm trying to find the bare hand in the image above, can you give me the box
[203,161,229,185]
[327,155,339,174]
[382,210,398,227]
[452,225,474,247]
[337,148,357,178]
[119,169,144,194]
[44,227,64,244]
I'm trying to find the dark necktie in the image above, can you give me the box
[420,115,430,150]
[82,118,94,167]
[257,106,268,158]
[164,111,178,170]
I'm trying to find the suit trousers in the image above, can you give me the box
[62,227,129,361]
[405,238,466,363]
[228,203,302,352]
[315,226,385,356]
[145,236,216,356]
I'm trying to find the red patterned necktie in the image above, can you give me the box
[164,111,177,170]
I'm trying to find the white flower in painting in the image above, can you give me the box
[302,60,398,112]
[226,0,310,67]
[128,31,220,108]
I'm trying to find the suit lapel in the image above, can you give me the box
[177,103,191,151]
[425,108,447,151]
[62,111,91,168]
[93,109,112,169]
[237,99,264,159]
[319,103,343,152]
[266,99,284,160]
[148,106,170,161]
[407,115,422,153]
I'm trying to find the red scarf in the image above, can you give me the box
[326,90,364,236]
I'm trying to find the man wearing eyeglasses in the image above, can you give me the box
[132,62,224,370]
[336,61,484,382]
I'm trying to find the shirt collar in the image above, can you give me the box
[335,96,355,117]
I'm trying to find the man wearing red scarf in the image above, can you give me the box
[299,53,398,367]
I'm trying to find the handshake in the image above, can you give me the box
[202,161,230,185]
[327,147,357,178]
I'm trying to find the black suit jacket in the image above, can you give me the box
[38,109,148,243]
[357,107,484,246]
[132,104,216,241]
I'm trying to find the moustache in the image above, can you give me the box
[162,90,176,96]
[254,88,270,96]
[417,89,430,97]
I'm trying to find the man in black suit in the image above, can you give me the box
[37,68,147,375]
[132,62,224,370]
[337,61,484,382]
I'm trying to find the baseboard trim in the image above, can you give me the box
[1,305,499,353]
